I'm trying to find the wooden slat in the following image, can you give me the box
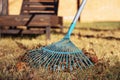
[23,11,55,15]
[0,15,60,26]
[24,11,55,13]
[29,5,54,8]
[0,15,31,26]
[21,0,58,15]
[24,7,55,11]
[22,13,56,15]
[23,2,55,5]
[29,0,55,2]
[28,15,52,26]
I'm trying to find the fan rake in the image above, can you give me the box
[23,0,94,71]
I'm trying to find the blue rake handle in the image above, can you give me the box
[64,0,87,39]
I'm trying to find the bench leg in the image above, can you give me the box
[60,25,64,33]
[46,26,51,40]
[0,26,1,38]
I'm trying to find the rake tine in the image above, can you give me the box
[81,52,94,66]
[28,51,37,58]
[74,53,83,70]
[57,54,62,71]
[69,55,73,71]
[58,54,63,70]
[39,54,57,66]
[66,54,69,68]
[50,53,59,71]
[30,51,50,67]
[44,53,57,69]
[62,54,65,70]
[31,52,42,62]
[32,51,47,63]
[77,52,90,67]
[49,54,59,71]
[29,52,45,67]
[53,53,61,71]
[76,53,87,69]
[29,49,42,58]
[36,55,49,66]
[71,55,75,70]
[80,53,92,67]
[28,52,40,63]
[72,55,77,69]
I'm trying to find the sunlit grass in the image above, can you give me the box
[64,21,120,29]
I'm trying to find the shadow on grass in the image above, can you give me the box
[52,28,120,41]
[81,35,120,41]
[0,34,42,40]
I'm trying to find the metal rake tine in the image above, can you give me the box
[43,53,54,67]
[70,54,76,71]
[27,52,40,63]
[29,50,49,67]
[44,53,57,69]
[44,53,57,68]
[37,52,53,66]
[77,52,90,67]
[66,54,69,68]
[29,53,44,67]
[50,53,60,71]
[75,47,92,67]
[28,49,42,59]
[76,53,87,69]
[74,54,83,70]
[69,55,73,71]
[61,54,65,70]
[31,52,48,64]
[80,53,93,67]
[53,54,61,71]
[30,52,43,62]
[81,52,94,66]
[57,54,63,71]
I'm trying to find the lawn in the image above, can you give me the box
[0,22,120,80]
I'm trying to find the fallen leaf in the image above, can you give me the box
[90,54,98,63]
[16,62,27,72]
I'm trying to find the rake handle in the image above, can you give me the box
[64,0,87,39]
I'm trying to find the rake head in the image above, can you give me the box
[23,38,94,71]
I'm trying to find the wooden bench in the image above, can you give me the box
[0,0,63,40]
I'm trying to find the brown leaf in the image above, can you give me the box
[16,62,27,72]
[90,54,98,63]
[15,41,28,50]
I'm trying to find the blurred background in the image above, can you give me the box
[9,0,120,22]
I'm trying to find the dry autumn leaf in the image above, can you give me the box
[82,48,99,64]
[90,54,99,63]
[16,62,27,72]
